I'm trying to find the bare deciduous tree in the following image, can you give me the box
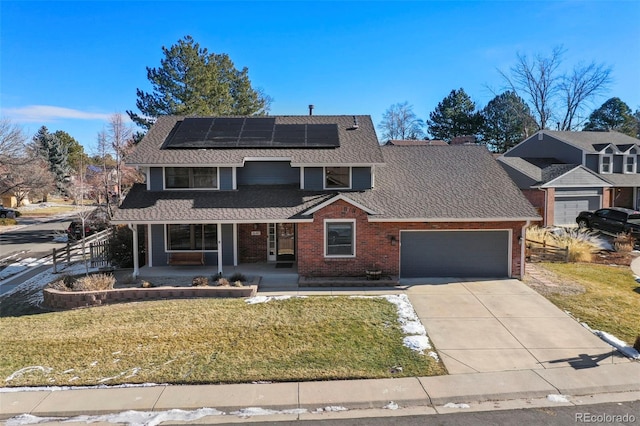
[499,47,611,131]
[378,102,425,142]
[3,159,55,205]
[0,118,29,167]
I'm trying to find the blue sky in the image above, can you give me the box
[2,1,639,152]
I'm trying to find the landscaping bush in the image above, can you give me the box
[229,272,246,282]
[233,280,244,287]
[47,275,75,292]
[109,225,146,268]
[0,218,18,226]
[613,233,635,253]
[527,226,604,262]
[192,276,209,287]
[217,277,230,286]
[73,274,116,291]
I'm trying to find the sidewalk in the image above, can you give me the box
[1,279,639,423]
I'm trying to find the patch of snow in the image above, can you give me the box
[230,407,308,417]
[595,330,640,360]
[0,382,165,393]
[547,394,570,403]
[402,320,426,335]
[443,402,471,409]
[428,351,440,361]
[245,295,305,304]
[384,401,399,410]
[5,366,52,382]
[312,406,348,413]
[402,336,431,354]
[7,408,225,426]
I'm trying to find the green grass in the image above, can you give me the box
[538,262,640,344]
[0,297,445,387]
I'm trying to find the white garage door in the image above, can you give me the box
[554,196,600,226]
[400,230,511,278]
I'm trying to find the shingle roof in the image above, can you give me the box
[385,139,448,146]
[346,145,539,220]
[543,130,640,153]
[112,145,539,224]
[125,115,385,166]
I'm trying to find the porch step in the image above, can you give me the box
[298,276,400,287]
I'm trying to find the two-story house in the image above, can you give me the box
[112,115,539,279]
[498,131,640,226]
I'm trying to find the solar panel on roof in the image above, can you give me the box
[162,117,340,149]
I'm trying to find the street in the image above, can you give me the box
[0,217,71,260]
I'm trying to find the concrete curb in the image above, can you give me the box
[1,363,639,420]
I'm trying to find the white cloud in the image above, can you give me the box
[2,105,123,123]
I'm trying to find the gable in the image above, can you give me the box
[540,166,612,188]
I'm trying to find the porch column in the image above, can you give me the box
[233,223,238,266]
[128,224,139,277]
[217,223,223,274]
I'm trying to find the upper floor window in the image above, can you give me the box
[324,167,351,189]
[165,167,218,189]
[599,155,612,174]
[624,155,636,174]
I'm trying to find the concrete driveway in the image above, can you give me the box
[404,279,630,374]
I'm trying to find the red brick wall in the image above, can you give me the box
[297,200,527,278]
[603,188,613,208]
[613,187,633,208]
[238,223,268,263]
[522,189,545,226]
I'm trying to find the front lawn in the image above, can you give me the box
[0,297,445,387]
[534,262,640,345]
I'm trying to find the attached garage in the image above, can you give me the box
[554,196,600,226]
[400,230,511,278]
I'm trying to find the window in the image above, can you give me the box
[325,220,355,257]
[167,224,218,251]
[625,156,636,174]
[165,167,218,189]
[600,155,612,174]
[324,167,351,189]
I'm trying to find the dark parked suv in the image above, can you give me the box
[576,207,640,238]
[66,208,110,240]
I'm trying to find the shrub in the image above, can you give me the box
[613,233,635,253]
[192,276,209,287]
[217,278,230,287]
[47,275,75,292]
[233,280,243,287]
[109,225,146,268]
[526,226,604,263]
[229,273,246,283]
[141,280,154,288]
[0,218,18,226]
[73,274,116,291]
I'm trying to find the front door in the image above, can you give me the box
[277,223,295,262]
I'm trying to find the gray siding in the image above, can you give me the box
[237,161,299,185]
[352,167,372,190]
[304,167,324,190]
[150,224,167,266]
[585,154,599,173]
[498,163,538,189]
[220,167,233,190]
[507,135,583,164]
[547,168,609,187]
[221,224,234,265]
[150,168,164,191]
[556,188,602,196]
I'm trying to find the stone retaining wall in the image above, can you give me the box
[43,285,258,310]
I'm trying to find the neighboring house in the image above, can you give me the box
[112,115,539,279]
[450,136,476,145]
[385,139,448,146]
[498,130,640,226]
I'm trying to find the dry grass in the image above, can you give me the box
[536,262,640,344]
[526,226,604,262]
[47,274,115,292]
[0,297,445,387]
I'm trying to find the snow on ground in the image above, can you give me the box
[0,258,44,281]
[547,394,571,403]
[442,402,471,409]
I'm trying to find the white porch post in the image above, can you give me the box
[233,223,238,266]
[128,224,139,277]
[217,223,223,274]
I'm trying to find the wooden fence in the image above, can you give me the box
[52,228,113,273]
[525,238,569,262]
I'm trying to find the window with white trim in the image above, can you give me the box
[165,167,218,189]
[325,220,355,257]
[600,155,613,174]
[324,167,351,189]
[624,155,636,174]
[166,224,218,251]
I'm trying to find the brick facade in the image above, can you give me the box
[613,187,634,209]
[238,223,268,263]
[521,189,546,226]
[296,200,527,279]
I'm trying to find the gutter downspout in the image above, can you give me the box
[217,223,223,275]
[520,220,530,279]
[128,224,139,278]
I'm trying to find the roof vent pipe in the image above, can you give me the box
[309,104,314,116]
